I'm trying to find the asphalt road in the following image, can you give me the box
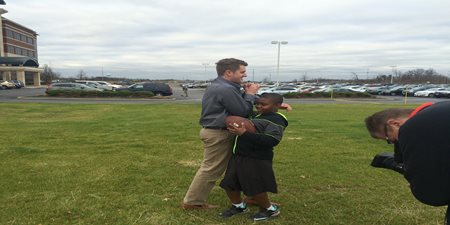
[1,86,449,105]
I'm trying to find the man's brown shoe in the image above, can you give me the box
[182,203,219,210]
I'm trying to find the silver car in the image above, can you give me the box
[46,83,103,92]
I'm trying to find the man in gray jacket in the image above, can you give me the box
[182,58,260,209]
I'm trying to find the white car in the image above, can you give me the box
[414,88,447,97]
[75,80,114,91]
[257,86,299,95]
[346,86,367,93]
[0,80,16,89]
[95,81,122,89]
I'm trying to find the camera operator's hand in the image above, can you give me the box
[371,152,404,174]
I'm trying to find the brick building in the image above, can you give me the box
[0,4,41,87]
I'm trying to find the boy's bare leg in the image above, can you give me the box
[252,192,271,209]
[226,190,243,204]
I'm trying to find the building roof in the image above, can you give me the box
[2,17,38,35]
[0,57,39,67]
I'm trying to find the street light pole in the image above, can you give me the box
[271,41,288,85]
[202,63,209,72]
[390,65,397,84]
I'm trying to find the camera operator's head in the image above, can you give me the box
[365,108,413,144]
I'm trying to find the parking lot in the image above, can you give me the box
[0,86,449,105]
[0,86,204,104]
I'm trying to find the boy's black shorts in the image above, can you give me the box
[220,155,277,196]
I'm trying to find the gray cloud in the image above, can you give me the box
[4,0,450,80]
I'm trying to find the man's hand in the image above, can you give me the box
[227,122,247,136]
[280,103,293,112]
[244,83,260,95]
[371,152,404,174]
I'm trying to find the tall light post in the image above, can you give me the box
[271,41,288,85]
[390,65,397,84]
[202,63,209,72]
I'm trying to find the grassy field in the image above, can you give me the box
[0,102,445,225]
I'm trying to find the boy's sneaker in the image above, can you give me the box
[219,205,249,218]
[251,205,280,221]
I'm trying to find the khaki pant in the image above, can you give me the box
[183,128,235,205]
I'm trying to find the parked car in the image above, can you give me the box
[433,88,450,98]
[257,86,299,95]
[346,86,367,93]
[368,84,400,95]
[381,86,406,96]
[402,85,437,96]
[74,80,114,91]
[46,83,103,92]
[414,88,447,97]
[312,87,355,93]
[9,80,25,88]
[95,81,122,89]
[116,82,173,96]
[0,80,16,89]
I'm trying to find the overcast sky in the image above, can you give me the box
[3,0,450,81]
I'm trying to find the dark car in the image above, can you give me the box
[10,80,25,88]
[117,82,173,96]
[380,86,406,96]
[433,88,450,98]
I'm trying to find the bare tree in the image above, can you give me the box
[351,72,359,81]
[41,64,60,84]
[77,70,87,80]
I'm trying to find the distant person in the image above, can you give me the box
[219,93,288,221]
[182,58,260,209]
[182,84,188,97]
[365,101,450,224]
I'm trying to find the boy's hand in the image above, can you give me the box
[227,122,247,136]
[244,83,260,95]
[280,103,293,112]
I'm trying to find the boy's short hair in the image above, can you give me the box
[259,93,283,105]
[216,58,248,76]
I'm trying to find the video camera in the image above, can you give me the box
[371,152,405,174]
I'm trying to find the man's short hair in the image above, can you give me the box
[259,93,283,105]
[365,108,413,138]
[216,58,248,76]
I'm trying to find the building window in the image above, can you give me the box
[5,29,35,45]
[6,45,14,53]
[6,30,13,38]
[27,37,34,44]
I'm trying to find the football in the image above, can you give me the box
[225,116,256,133]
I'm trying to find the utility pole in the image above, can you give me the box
[271,41,288,85]
[202,63,209,72]
[390,65,397,84]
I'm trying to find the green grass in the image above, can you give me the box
[0,103,445,225]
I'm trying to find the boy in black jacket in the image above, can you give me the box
[219,93,288,221]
